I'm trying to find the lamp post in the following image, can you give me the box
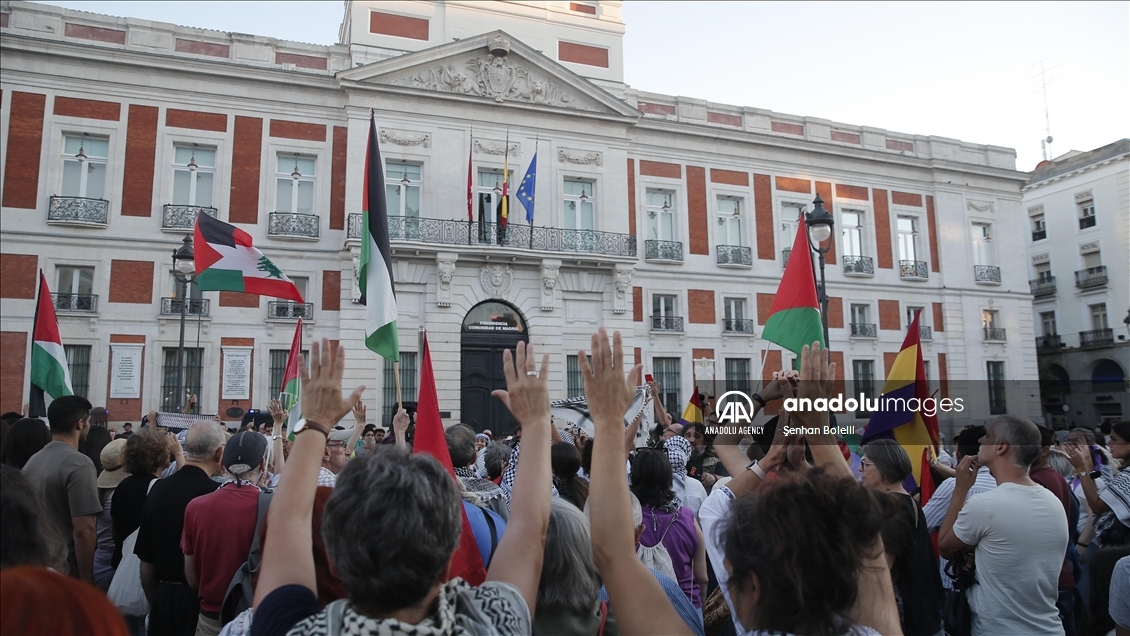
[806,195,835,346]
[171,236,195,413]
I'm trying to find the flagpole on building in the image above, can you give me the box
[529,135,537,250]
[467,127,474,246]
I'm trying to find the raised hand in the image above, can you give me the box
[579,328,641,434]
[391,408,409,446]
[491,341,550,430]
[352,401,367,426]
[268,399,287,425]
[298,338,365,428]
[761,410,792,471]
[954,454,979,491]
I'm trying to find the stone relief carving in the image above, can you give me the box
[540,261,560,311]
[436,258,456,307]
[558,148,603,166]
[480,264,513,299]
[474,139,520,156]
[1074,191,1094,203]
[380,129,431,148]
[1079,241,1100,254]
[967,200,994,213]
[613,265,633,314]
[1027,204,1045,216]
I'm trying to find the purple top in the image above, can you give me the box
[638,505,701,608]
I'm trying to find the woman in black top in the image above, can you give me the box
[110,429,174,567]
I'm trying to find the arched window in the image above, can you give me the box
[1091,360,1125,391]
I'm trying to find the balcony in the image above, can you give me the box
[1036,334,1062,351]
[899,260,928,280]
[268,301,313,320]
[781,248,792,269]
[344,214,637,258]
[1075,266,1107,289]
[919,325,933,340]
[268,212,320,240]
[1079,328,1114,347]
[1079,215,1096,230]
[983,327,1007,342]
[850,323,877,338]
[723,318,755,334]
[842,255,874,276]
[48,196,108,227]
[162,205,218,232]
[1030,277,1056,297]
[974,265,1001,284]
[1032,229,1047,242]
[51,293,97,313]
[651,316,684,332]
[716,245,752,267]
[160,297,210,317]
[645,240,683,262]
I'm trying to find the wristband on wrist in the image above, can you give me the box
[750,393,767,409]
[747,460,768,480]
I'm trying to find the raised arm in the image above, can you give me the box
[486,342,552,618]
[1065,443,1110,514]
[584,328,692,635]
[938,455,979,559]
[794,343,851,480]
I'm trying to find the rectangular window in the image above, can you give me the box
[652,294,676,318]
[841,210,864,257]
[64,344,91,399]
[1078,201,1096,229]
[161,347,203,413]
[897,216,918,262]
[724,297,745,321]
[276,155,316,215]
[566,354,591,398]
[972,223,993,265]
[716,196,743,246]
[906,306,924,327]
[987,361,1007,415]
[268,348,308,400]
[382,352,418,424]
[1031,213,1046,241]
[851,304,870,325]
[724,358,751,393]
[922,360,931,384]
[385,162,422,218]
[1090,303,1108,330]
[652,357,681,416]
[779,202,804,250]
[169,273,202,301]
[982,309,999,329]
[172,145,216,207]
[646,190,675,241]
[1035,262,1052,282]
[56,265,96,311]
[1040,311,1057,336]
[476,169,513,243]
[852,360,875,417]
[61,135,109,199]
[1082,251,1102,270]
[564,179,595,231]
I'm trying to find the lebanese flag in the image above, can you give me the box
[412,331,487,585]
[29,272,73,416]
[280,319,302,431]
[193,213,303,302]
[760,215,825,355]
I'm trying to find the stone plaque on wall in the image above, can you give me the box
[110,344,143,399]
[222,347,252,401]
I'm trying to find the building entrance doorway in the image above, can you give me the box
[460,300,529,434]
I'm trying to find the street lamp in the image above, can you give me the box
[805,194,835,346]
[171,236,195,413]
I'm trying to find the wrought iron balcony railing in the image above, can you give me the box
[1079,215,1096,230]
[919,325,933,340]
[974,265,1001,283]
[899,260,928,279]
[781,248,792,269]
[268,301,314,320]
[1036,334,1062,350]
[1030,277,1056,296]
[51,293,97,312]
[48,196,109,227]
[645,240,684,262]
[716,245,752,267]
[1079,328,1114,347]
[842,255,874,276]
[983,327,1007,341]
[1032,229,1047,242]
[651,316,684,332]
[850,323,877,338]
[160,297,210,317]
[723,318,755,334]
[162,205,218,231]
[344,214,637,258]
[268,212,320,240]
[1075,266,1107,288]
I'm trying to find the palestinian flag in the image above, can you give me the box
[280,318,302,432]
[760,214,825,355]
[193,213,303,301]
[29,271,73,416]
[359,113,399,362]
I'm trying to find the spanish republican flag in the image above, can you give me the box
[760,214,825,356]
[861,310,940,490]
[194,213,304,302]
[679,389,704,427]
[29,272,73,416]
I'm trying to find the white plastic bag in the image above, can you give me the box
[107,528,148,616]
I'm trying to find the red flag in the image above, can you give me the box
[919,447,936,506]
[467,142,474,222]
[413,332,488,585]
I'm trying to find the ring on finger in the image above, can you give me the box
[526,371,539,377]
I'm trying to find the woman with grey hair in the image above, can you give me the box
[533,498,616,635]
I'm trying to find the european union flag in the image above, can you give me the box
[515,154,537,224]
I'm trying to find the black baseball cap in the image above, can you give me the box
[223,431,267,476]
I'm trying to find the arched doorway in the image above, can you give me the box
[460,300,529,434]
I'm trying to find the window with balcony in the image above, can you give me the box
[1031,262,1055,296]
[715,196,750,266]
[52,134,110,226]
[907,306,930,339]
[987,361,1007,414]
[165,144,218,230]
[1041,311,1057,336]
[55,266,96,312]
[898,216,926,278]
[780,202,804,266]
[1076,251,1106,288]
[382,353,418,423]
[1031,213,1047,241]
[1081,304,1112,347]
[841,210,872,275]
[652,294,681,331]
[982,309,1005,341]
[850,304,875,338]
[161,347,203,413]
[564,179,595,231]
[1091,303,1109,330]
[852,360,875,417]
[269,348,308,403]
[652,357,681,416]
[64,344,91,399]
[386,162,422,239]
[646,190,681,261]
[475,169,513,244]
[272,154,318,239]
[972,223,1000,283]
[723,297,752,333]
[725,358,751,393]
[163,273,206,316]
[269,277,312,319]
[1078,199,1096,229]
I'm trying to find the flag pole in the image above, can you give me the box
[529,134,537,250]
[468,127,473,246]
[393,361,402,411]
[753,339,772,395]
[28,270,44,418]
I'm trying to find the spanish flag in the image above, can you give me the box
[861,310,939,490]
[679,389,704,428]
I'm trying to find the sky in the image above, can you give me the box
[37,1,1129,171]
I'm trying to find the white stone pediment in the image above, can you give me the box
[339,31,638,119]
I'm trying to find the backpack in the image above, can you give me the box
[220,491,273,625]
[636,509,678,582]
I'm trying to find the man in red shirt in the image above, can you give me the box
[182,431,268,636]
[1029,425,1077,636]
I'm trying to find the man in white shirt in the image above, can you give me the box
[939,415,1069,636]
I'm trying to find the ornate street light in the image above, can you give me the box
[75,133,88,163]
[291,154,302,181]
[805,194,835,346]
[187,143,198,172]
[171,236,196,413]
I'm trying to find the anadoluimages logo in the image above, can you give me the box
[715,391,757,425]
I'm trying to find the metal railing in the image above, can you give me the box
[716,245,752,266]
[1079,215,1096,230]
[268,212,320,239]
[1079,328,1114,347]
[645,240,684,262]
[842,255,874,275]
[899,260,928,279]
[974,265,1001,283]
[919,325,933,340]
[162,205,218,231]
[983,327,1007,341]
[1032,229,1047,242]
[850,323,877,338]
[1030,277,1056,296]
[51,293,97,312]
[160,297,210,316]
[268,301,314,320]
[48,196,109,226]
[723,318,755,333]
[781,248,792,269]
[1036,334,1062,350]
[650,316,684,332]
[1075,267,1107,288]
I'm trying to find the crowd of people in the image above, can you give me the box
[1,329,1128,636]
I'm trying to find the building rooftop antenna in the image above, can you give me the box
[1032,57,1058,161]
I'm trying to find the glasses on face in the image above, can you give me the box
[326,442,347,450]
[860,458,873,468]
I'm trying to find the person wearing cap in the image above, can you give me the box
[93,438,128,591]
[317,425,355,487]
[181,431,268,636]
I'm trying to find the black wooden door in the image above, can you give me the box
[460,339,526,435]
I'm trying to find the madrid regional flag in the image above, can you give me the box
[29,272,73,416]
[193,213,304,302]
